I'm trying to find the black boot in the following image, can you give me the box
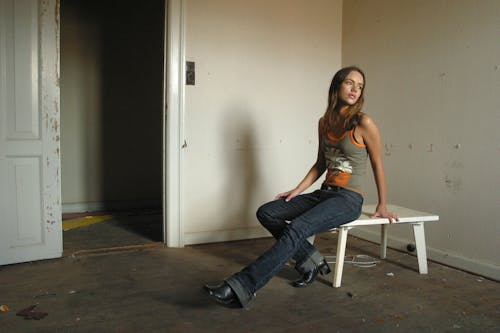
[204,282,242,308]
[292,259,331,288]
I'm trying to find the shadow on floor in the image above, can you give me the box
[63,209,163,255]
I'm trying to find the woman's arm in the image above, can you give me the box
[275,118,327,202]
[358,115,399,222]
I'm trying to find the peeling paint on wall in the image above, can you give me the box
[444,175,461,193]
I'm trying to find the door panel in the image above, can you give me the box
[7,158,43,246]
[7,0,39,139]
[0,0,61,265]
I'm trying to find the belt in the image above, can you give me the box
[321,184,342,191]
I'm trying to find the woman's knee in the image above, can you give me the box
[256,201,282,227]
[256,202,272,222]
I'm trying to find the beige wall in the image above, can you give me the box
[343,0,500,280]
[60,0,164,212]
[59,0,498,279]
[183,0,343,243]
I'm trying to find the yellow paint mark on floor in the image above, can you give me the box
[63,215,113,231]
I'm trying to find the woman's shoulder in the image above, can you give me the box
[357,112,376,128]
[357,112,381,138]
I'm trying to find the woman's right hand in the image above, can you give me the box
[275,188,301,202]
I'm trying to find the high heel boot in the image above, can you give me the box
[204,282,242,308]
[292,259,331,288]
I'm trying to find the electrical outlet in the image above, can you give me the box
[186,61,195,85]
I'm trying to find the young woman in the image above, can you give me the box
[204,66,398,308]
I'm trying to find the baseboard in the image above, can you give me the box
[184,227,271,245]
[350,228,500,282]
[62,199,161,214]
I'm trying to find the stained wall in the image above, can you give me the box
[342,0,500,280]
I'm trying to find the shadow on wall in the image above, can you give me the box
[221,108,262,231]
[97,0,164,209]
[62,0,164,210]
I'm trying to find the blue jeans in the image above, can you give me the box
[226,186,363,307]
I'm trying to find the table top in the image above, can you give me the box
[343,204,439,227]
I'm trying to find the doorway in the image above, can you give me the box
[60,0,165,254]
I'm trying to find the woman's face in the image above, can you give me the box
[338,71,364,106]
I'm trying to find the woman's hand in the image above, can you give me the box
[275,188,302,202]
[371,204,399,223]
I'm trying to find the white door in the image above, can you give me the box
[0,0,61,265]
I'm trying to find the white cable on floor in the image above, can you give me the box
[324,254,379,268]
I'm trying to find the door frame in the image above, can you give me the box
[163,0,185,247]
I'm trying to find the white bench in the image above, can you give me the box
[321,204,439,288]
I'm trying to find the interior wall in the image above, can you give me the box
[183,0,343,244]
[60,0,164,212]
[342,0,500,280]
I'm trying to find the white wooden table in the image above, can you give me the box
[326,204,439,288]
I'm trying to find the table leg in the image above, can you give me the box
[333,227,349,287]
[381,224,388,259]
[412,222,428,274]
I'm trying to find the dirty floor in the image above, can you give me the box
[0,232,499,333]
[62,210,163,255]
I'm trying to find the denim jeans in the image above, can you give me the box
[226,186,363,307]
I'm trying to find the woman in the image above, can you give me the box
[204,66,398,308]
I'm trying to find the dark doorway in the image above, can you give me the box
[60,0,165,254]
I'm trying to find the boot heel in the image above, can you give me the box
[319,260,331,275]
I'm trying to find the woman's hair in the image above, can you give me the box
[323,66,366,131]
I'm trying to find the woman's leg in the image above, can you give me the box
[226,189,363,306]
[256,192,323,268]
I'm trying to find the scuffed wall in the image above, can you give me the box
[343,0,500,279]
[183,0,343,243]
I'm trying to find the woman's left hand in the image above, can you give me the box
[371,204,399,223]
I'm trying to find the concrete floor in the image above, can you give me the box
[62,210,163,255]
[0,232,499,332]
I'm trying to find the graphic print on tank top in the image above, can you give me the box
[324,146,352,186]
[321,120,368,192]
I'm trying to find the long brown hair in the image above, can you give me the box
[323,66,366,132]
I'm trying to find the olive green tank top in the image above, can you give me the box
[322,126,368,195]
